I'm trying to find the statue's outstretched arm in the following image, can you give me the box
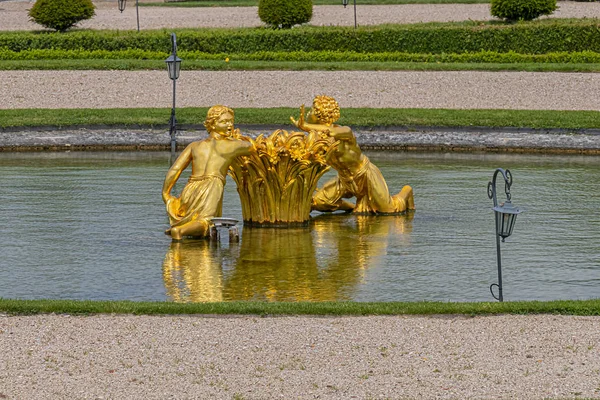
[223,137,253,159]
[162,145,192,203]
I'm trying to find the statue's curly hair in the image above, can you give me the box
[204,105,234,133]
[312,95,340,126]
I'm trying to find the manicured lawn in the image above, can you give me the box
[1,298,599,316]
[2,107,600,130]
[2,59,599,72]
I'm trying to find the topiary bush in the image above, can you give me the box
[491,0,557,21]
[28,0,95,32]
[258,0,312,29]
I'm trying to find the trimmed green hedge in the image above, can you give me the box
[1,20,599,54]
[3,48,600,63]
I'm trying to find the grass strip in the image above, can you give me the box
[2,107,600,130]
[1,298,599,316]
[3,59,600,72]
[4,59,600,72]
[140,0,489,7]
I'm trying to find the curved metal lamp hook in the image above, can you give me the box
[489,283,501,301]
[171,33,177,55]
[487,168,512,207]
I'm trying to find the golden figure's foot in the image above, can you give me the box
[170,227,183,240]
[397,185,415,211]
[338,199,356,212]
[391,194,407,213]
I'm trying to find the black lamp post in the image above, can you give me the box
[117,0,139,32]
[342,0,357,29]
[487,168,523,302]
[165,33,182,155]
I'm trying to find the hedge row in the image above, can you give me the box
[3,48,600,63]
[1,20,599,54]
[0,48,168,60]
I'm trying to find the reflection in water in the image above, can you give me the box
[163,241,227,302]
[163,214,414,302]
[312,214,415,301]
[225,227,320,301]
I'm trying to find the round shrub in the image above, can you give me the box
[491,0,557,21]
[29,0,95,32]
[258,0,313,29]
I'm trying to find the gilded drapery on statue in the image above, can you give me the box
[162,96,415,239]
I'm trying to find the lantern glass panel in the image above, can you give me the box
[495,211,517,239]
[165,55,182,80]
[118,0,126,12]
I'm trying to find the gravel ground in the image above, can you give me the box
[1,313,600,399]
[1,1,600,30]
[3,70,600,111]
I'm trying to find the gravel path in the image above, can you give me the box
[1,313,600,399]
[3,70,600,110]
[1,1,599,30]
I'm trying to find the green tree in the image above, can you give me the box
[258,0,313,29]
[491,0,557,21]
[29,0,95,32]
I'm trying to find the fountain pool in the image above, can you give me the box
[0,151,598,302]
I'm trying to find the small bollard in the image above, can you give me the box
[210,217,239,243]
[209,225,220,241]
[229,226,239,243]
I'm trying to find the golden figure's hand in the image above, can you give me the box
[231,128,242,139]
[162,192,175,204]
[290,104,307,131]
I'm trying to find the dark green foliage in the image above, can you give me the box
[1,20,599,54]
[490,0,557,21]
[28,0,95,32]
[258,0,313,28]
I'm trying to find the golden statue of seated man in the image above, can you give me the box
[162,105,252,240]
[291,95,415,214]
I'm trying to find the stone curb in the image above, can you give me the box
[2,124,600,154]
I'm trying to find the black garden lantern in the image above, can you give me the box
[165,33,182,156]
[487,168,524,302]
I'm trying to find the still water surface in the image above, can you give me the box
[0,151,598,302]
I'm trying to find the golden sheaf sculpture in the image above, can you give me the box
[229,129,336,226]
[162,96,415,239]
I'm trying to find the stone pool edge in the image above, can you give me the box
[1,125,600,154]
